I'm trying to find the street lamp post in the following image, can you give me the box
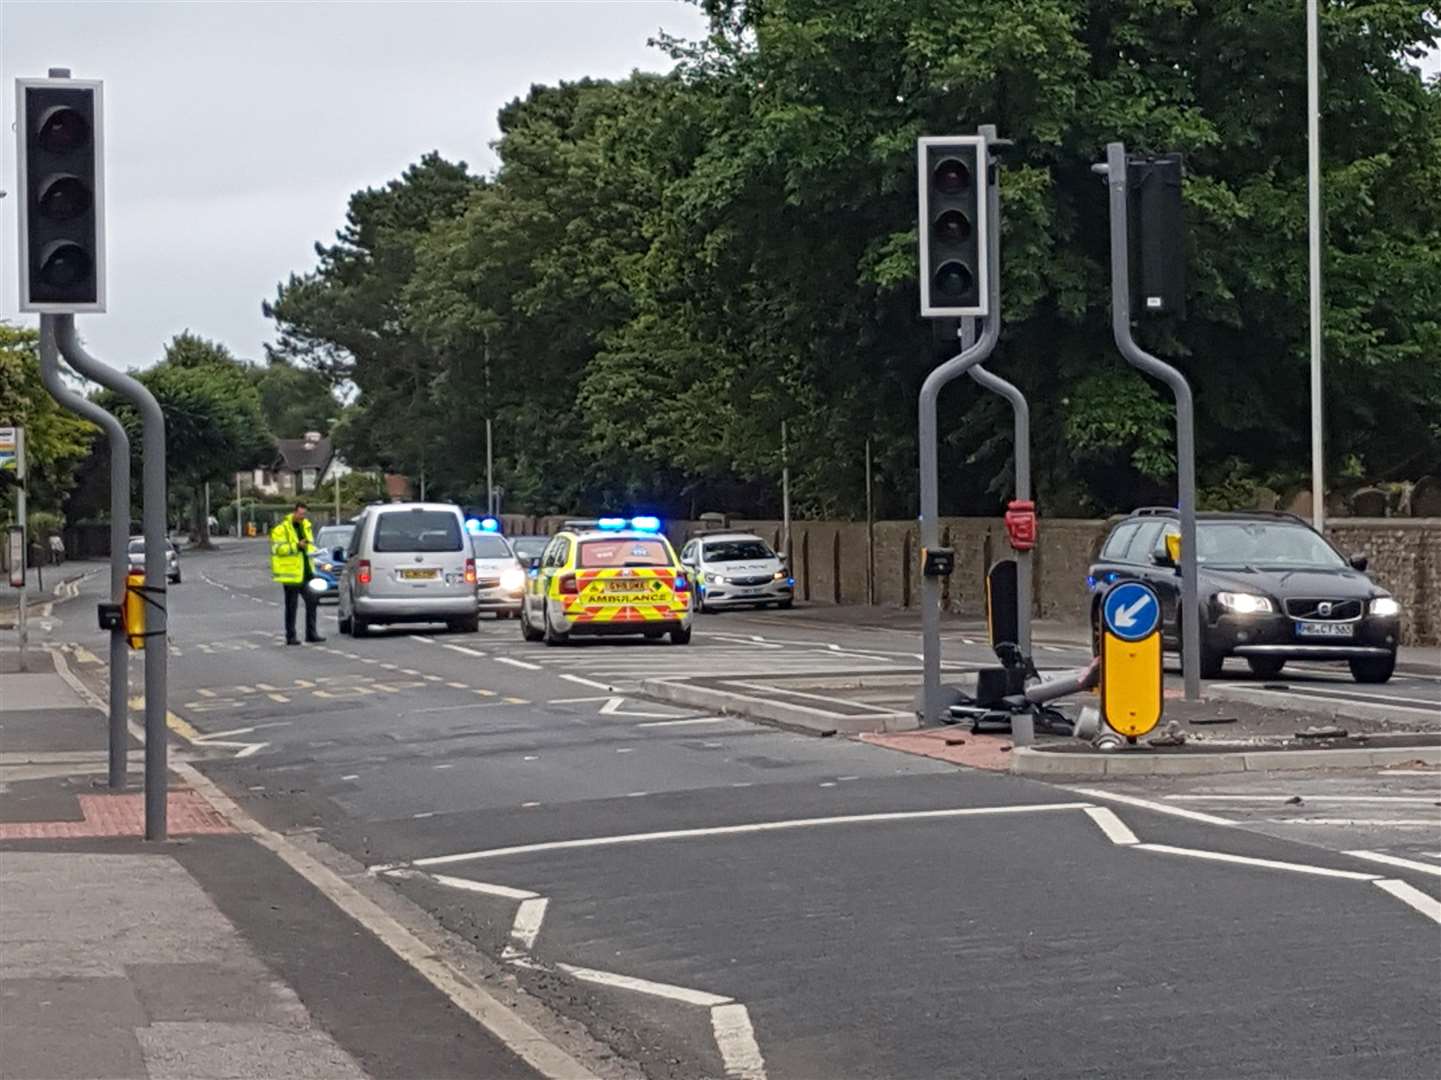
[1307,0,1325,530]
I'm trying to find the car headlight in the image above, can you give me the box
[773,570,786,581]
[500,567,526,591]
[1369,597,1400,617]
[709,574,728,585]
[1216,592,1273,614]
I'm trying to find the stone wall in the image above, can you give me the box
[496,513,1440,646]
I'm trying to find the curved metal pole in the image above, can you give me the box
[38,318,130,790]
[55,315,169,838]
[1101,141,1200,700]
[918,133,1002,725]
[968,362,1031,658]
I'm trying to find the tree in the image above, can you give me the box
[253,358,339,440]
[0,322,96,521]
[98,333,273,547]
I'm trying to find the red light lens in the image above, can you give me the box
[559,574,578,595]
[464,558,476,585]
[357,559,372,585]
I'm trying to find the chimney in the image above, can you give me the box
[303,430,321,447]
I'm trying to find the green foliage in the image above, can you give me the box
[253,359,339,439]
[0,322,97,519]
[265,1,1441,518]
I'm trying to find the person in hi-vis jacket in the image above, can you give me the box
[269,502,325,645]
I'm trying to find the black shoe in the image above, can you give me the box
[285,637,301,646]
[306,635,326,644]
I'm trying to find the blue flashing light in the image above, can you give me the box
[1104,571,1119,584]
[629,515,661,532]
[786,577,796,587]
[464,518,481,535]
[597,517,627,531]
[479,516,500,533]
[1086,574,1098,591]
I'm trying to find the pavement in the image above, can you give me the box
[3,537,1439,1079]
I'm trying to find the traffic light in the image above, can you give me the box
[16,78,106,312]
[1127,153,1185,319]
[917,135,988,318]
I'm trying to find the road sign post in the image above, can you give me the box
[1095,141,1201,701]
[1099,581,1163,739]
[36,317,131,788]
[917,125,1002,726]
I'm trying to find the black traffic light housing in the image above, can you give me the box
[917,136,988,318]
[16,78,106,313]
[1127,153,1185,319]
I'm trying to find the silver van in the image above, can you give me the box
[336,502,480,635]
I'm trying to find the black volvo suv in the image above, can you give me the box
[1088,509,1401,683]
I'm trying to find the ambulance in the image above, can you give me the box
[518,518,693,646]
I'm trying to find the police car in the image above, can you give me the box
[518,517,693,645]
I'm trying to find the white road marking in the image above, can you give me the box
[711,1002,768,1080]
[556,964,732,1008]
[547,695,614,704]
[1135,843,1381,881]
[636,717,729,728]
[496,656,541,671]
[1165,795,1441,805]
[560,673,613,690]
[1214,682,1440,713]
[522,801,541,808]
[1084,806,1139,846]
[1344,851,1441,878]
[433,763,454,770]
[382,868,538,901]
[46,660,598,1080]
[445,681,468,689]
[341,774,359,781]
[1069,788,1237,827]
[1373,879,1441,925]
[616,748,634,754]
[409,634,434,645]
[404,803,1092,868]
[511,897,549,950]
[625,791,648,798]
[413,812,435,819]
[1272,818,1440,827]
[599,697,679,719]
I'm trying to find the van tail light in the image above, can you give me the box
[559,574,579,595]
[674,574,691,593]
[356,559,372,586]
[464,558,476,585]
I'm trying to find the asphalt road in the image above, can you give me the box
[35,542,1441,1078]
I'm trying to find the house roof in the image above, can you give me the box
[274,436,332,471]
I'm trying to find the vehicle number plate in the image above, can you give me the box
[606,581,651,593]
[399,568,438,581]
[1296,621,1354,638]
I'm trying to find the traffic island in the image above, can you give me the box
[641,672,922,736]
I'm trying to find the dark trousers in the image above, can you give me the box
[283,583,320,641]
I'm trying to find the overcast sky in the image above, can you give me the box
[1,0,710,368]
[2,2,1437,374]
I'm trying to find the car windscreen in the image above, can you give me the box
[469,534,512,559]
[127,540,144,553]
[703,540,773,562]
[372,511,463,553]
[315,527,352,550]
[1197,522,1346,569]
[578,538,671,569]
[511,538,548,561]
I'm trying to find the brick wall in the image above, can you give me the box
[496,513,1440,646]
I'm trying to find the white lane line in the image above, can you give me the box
[511,897,549,951]
[383,868,538,901]
[1069,788,1237,827]
[1345,851,1441,878]
[496,656,541,671]
[341,774,359,781]
[1216,683,1440,712]
[409,634,435,645]
[556,964,732,1008]
[406,803,1092,868]
[560,673,613,690]
[1165,795,1441,805]
[1135,843,1381,881]
[1272,818,1441,827]
[1084,806,1139,846]
[1373,879,1441,925]
[599,697,680,719]
[442,643,487,658]
[636,717,730,728]
[547,695,614,704]
[711,1002,768,1080]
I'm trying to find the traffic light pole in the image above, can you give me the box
[37,317,130,789]
[967,361,1032,655]
[1097,141,1201,701]
[918,129,1001,726]
[55,315,170,836]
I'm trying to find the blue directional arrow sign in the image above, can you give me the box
[1102,581,1161,642]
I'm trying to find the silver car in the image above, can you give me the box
[469,532,526,617]
[680,532,793,612]
[127,537,181,584]
[337,502,480,635]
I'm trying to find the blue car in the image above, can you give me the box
[310,524,356,604]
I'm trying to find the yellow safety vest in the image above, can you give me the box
[269,518,315,585]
